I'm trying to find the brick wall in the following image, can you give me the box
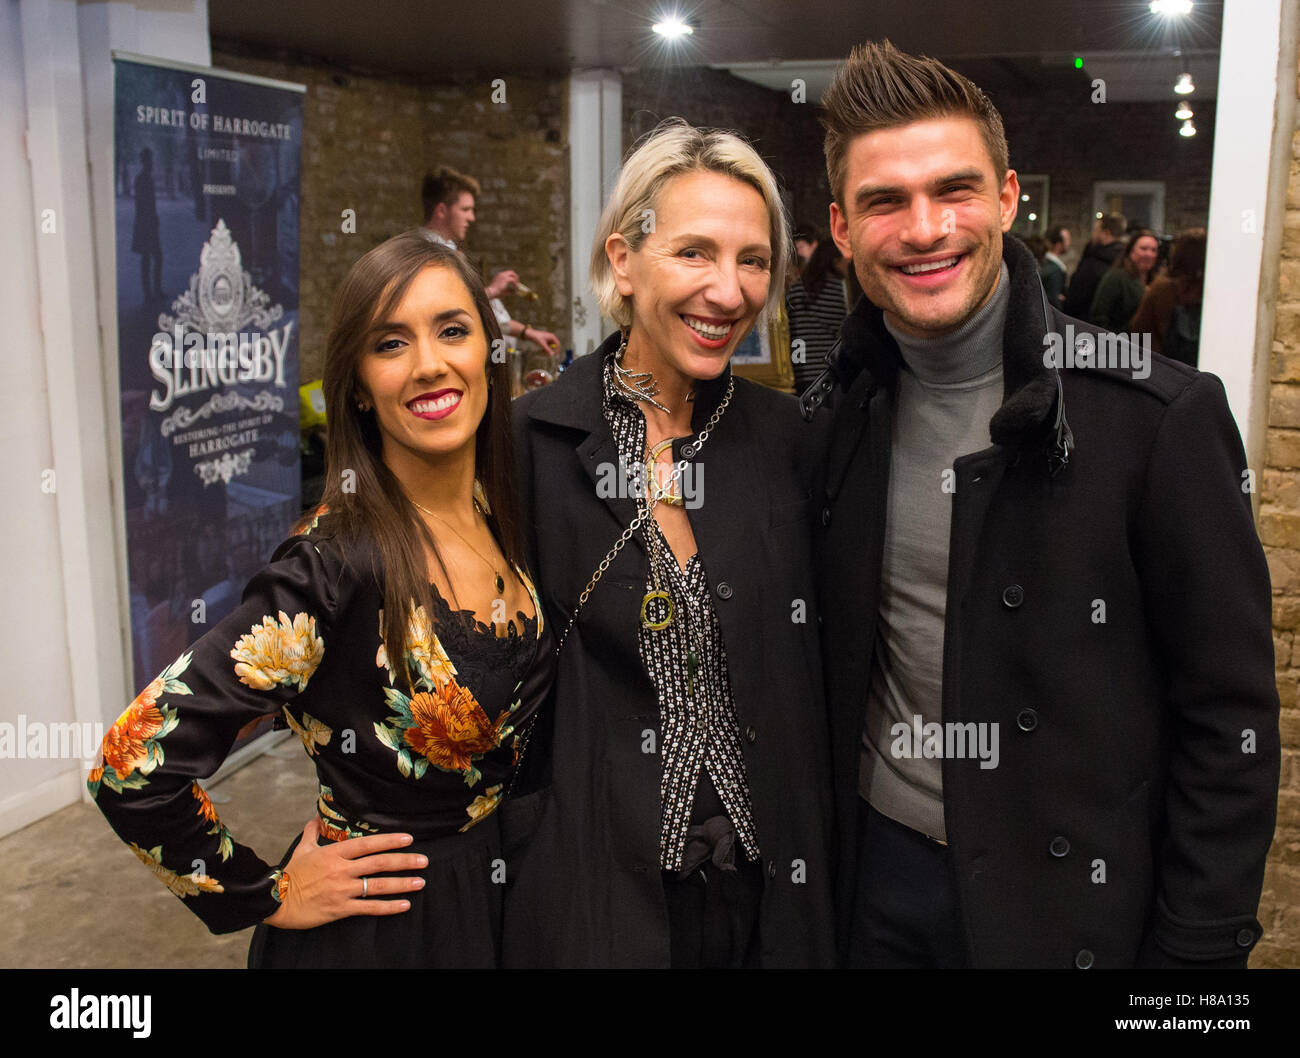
[623,66,831,234]
[994,87,1216,262]
[203,45,1219,384]
[625,68,1215,266]
[211,41,569,381]
[1254,54,1300,969]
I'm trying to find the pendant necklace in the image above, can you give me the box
[410,496,506,595]
[645,438,686,506]
[635,375,734,634]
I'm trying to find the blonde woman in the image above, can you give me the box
[505,120,835,967]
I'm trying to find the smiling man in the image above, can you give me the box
[805,40,1280,969]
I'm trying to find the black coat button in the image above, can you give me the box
[767,860,777,880]
[1075,949,1094,969]
[1236,928,1256,948]
[745,726,757,744]
[1016,708,1039,732]
[716,582,733,600]
[822,506,832,527]
[1049,835,1070,857]
[1002,584,1024,608]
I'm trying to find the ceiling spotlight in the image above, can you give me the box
[1095,211,1103,219]
[1180,119,1197,137]
[1028,212,1038,221]
[1021,194,1030,201]
[1149,0,1193,14]
[652,15,694,38]
[1174,72,1195,94]
[1175,102,1193,120]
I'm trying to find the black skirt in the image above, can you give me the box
[247,815,504,969]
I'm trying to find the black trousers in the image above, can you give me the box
[662,856,764,968]
[849,800,968,968]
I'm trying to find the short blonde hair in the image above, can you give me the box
[590,118,791,329]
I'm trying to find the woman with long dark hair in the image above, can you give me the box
[1089,228,1159,332]
[787,233,849,394]
[1130,227,1206,365]
[91,232,552,967]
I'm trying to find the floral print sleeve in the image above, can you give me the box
[90,536,341,934]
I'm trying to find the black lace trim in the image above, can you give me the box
[426,580,539,692]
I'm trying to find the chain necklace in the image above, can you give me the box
[409,496,506,595]
[554,371,734,654]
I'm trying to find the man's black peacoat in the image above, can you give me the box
[501,334,836,967]
[810,235,1281,968]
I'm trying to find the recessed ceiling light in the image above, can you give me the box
[652,16,694,38]
[1021,194,1030,202]
[1175,102,1193,120]
[1180,119,1197,137]
[1174,72,1195,94]
[1028,212,1038,221]
[1150,0,1193,15]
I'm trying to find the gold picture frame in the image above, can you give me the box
[730,298,794,393]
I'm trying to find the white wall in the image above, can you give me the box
[0,0,209,839]
[567,69,622,357]
[0,0,83,835]
[1201,0,1296,470]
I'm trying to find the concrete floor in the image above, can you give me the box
[6,739,1297,968]
[0,740,318,968]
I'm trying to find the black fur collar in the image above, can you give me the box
[804,235,1062,450]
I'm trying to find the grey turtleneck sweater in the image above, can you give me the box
[859,261,1009,842]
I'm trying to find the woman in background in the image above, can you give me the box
[1089,228,1159,332]
[1130,227,1206,366]
[787,234,850,395]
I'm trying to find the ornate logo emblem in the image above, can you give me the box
[158,219,283,334]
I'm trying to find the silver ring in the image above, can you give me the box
[361,876,368,898]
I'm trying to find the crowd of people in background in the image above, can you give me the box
[1027,213,1205,367]
[787,209,1207,391]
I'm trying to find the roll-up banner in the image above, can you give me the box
[113,54,305,733]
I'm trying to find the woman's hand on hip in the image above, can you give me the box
[262,817,426,929]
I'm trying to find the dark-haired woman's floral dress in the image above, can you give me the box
[90,514,553,967]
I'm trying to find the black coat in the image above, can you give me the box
[812,236,1280,968]
[1062,238,1123,320]
[501,334,837,967]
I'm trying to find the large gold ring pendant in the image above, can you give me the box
[646,440,685,507]
[640,590,673,631]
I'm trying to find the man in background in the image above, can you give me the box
[1062,211,1124,319]
[1039,223,1070,308]
[420,165,561,356]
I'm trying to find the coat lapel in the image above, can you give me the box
[525,335,640,535]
